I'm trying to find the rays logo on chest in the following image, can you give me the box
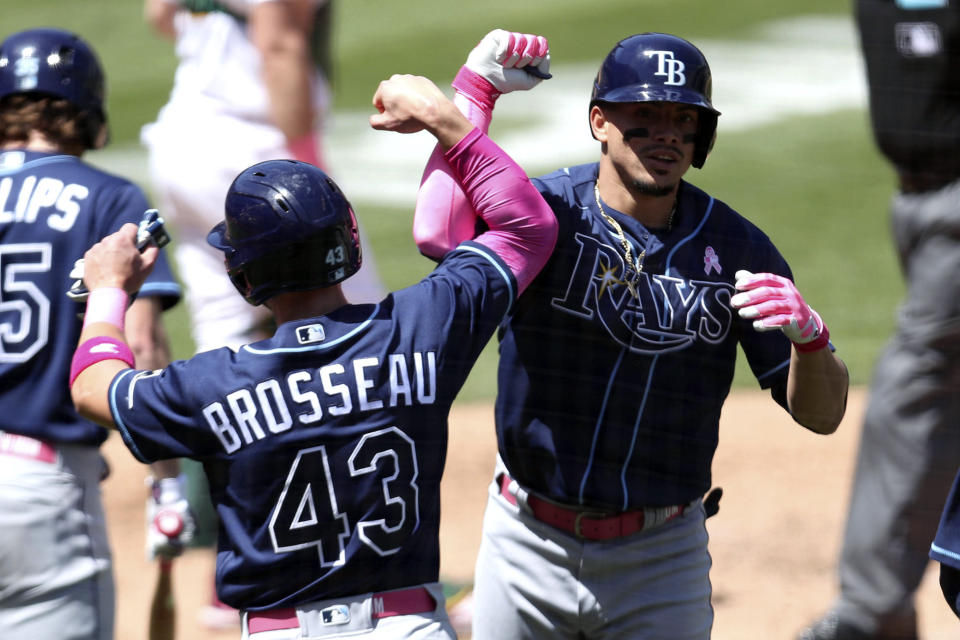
[550,232,734,354]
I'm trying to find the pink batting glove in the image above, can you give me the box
[730,270,830,352]
[453,29,550,111]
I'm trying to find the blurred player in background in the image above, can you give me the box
[0,27,193,640]
[68,71,557,640]
[140,0,386,626]
[142,0,385,354]
[800,1,960,639]
[931,473,960,621]
[416,29,850,639]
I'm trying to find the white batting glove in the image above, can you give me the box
[67,258,89,303]
[145,475,196,561]
[463,29,550,94]
[730,270,830,352]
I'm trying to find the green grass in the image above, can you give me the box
[4,0,849,144]
[330,0,848,109]
[4,2,896,401]
[692,108,902,388]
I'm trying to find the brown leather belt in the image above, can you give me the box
[498,473,684,541]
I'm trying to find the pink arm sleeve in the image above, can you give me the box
[413,68,497,259]
[442,128,557,293]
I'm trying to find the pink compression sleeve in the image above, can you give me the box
[413,68,496,259]
[442,128,557,293]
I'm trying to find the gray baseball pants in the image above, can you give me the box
[833,179,960,635]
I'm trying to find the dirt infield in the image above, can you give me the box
[102,387,959,639]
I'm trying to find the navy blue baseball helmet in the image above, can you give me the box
[208,160,362,306]
[590,33,720,168]
[0,27,108,148]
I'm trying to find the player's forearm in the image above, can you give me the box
[71,320,131,429]
[250,2,315,143]
[786,348,849,434]
[124,297,171,371]
[144,0,179,40]
[150,459,181,480]
[414,80,500,258]
[443,129,557,292]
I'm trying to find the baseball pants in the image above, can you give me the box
[0,437,114,640]
[833,179,960,634]
[471,474,713,639]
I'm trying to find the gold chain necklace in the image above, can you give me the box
[594,182,645,298]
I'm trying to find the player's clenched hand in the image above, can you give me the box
[463,29,550,94]
[370,74,472,148]
[730,270,830,352]
[82,224,159,295]
[145,475,196,561]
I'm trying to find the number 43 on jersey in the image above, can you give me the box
[268,427,420,566]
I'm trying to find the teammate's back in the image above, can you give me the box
[72,72,556,638]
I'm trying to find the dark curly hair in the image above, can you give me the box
[0,94,102,156]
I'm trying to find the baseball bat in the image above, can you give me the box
[522,65,552,80]
[148,508,183,640]
[148,558,175,640]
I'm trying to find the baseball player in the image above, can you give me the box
[140,2,386,625]
[141,0,385,355]
[415,30,851,638]
[931,471,960,620]
[0,28,193,639]
[68,72,557,639]
[799,1,960,638]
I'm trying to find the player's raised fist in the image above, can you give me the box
[463,29,551,94]
[83,224,159,295]
[370,74,472,148]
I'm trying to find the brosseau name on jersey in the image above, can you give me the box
[129,348,439,455]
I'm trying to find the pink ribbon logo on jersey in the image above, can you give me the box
[704,246,722,275]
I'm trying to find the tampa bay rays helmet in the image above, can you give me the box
[208,160,362,306]
[590,33,720,168]
[0,27,108,149]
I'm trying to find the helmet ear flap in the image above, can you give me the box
[692,110,718,169]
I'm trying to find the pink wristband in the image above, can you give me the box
[69,337,135,387]
[452,66,500,113]
[794,325,830,353]
[83,287,128,331]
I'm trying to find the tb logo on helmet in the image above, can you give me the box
[13,56,40,91]
[645,50,686,86]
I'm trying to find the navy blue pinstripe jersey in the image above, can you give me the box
[495,162,795,510]
[0,150,180,446]
[931,470,960,571]
[108,241,514,610]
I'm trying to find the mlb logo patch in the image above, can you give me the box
[895,22,942,57]
[296,323,326,345]
[321,604,350,625]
